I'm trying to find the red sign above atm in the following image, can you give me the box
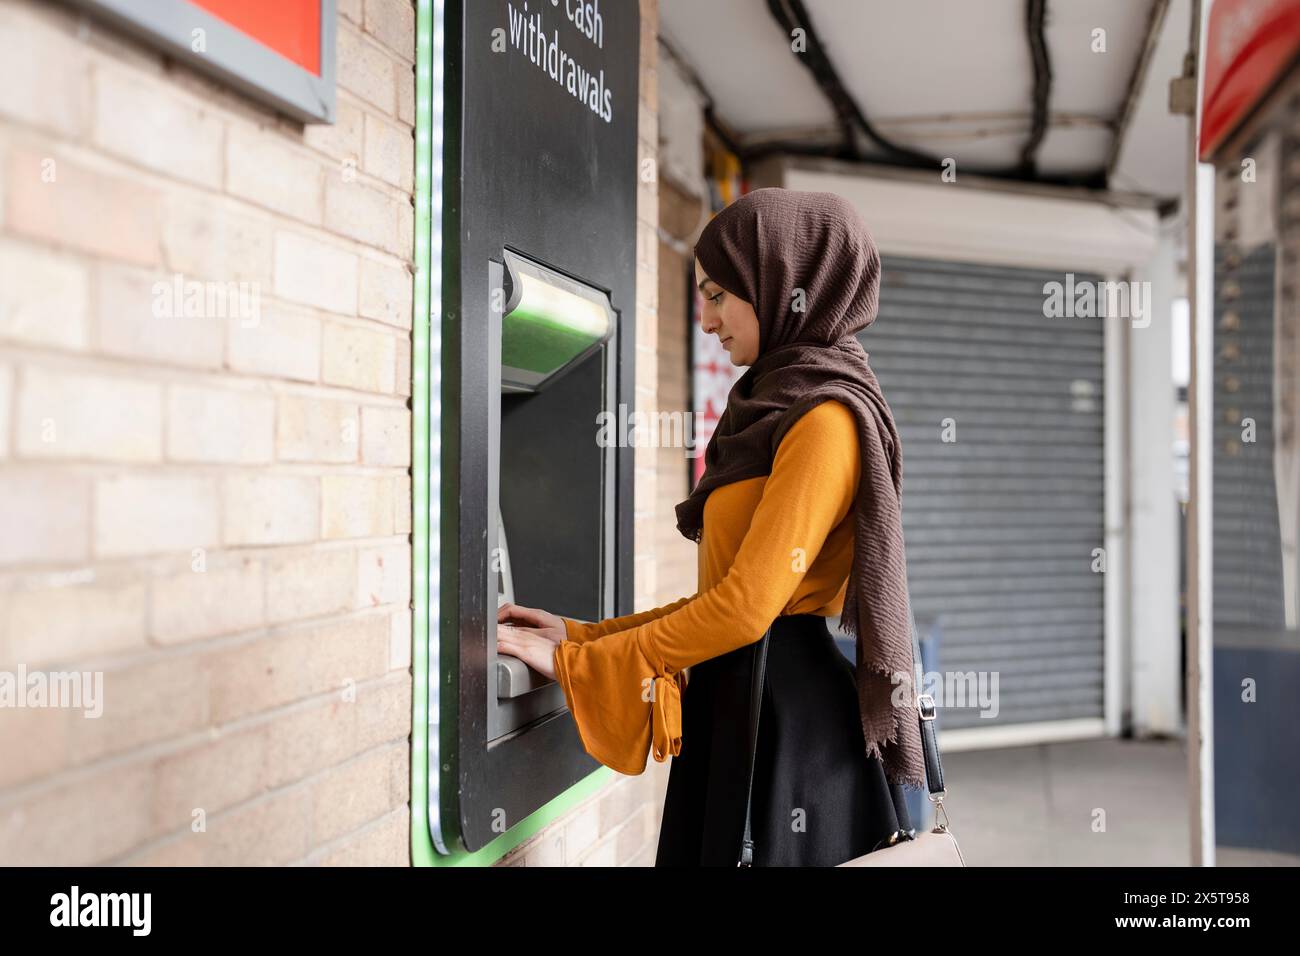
[67,0,336,123]
[190,0,323,75]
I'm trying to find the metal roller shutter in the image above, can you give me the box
[844,254,1108,731]
[1211,240,1283,634]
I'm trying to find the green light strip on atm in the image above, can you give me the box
[503,271,612,377]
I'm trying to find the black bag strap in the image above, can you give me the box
[737,611,946,867]
[737,624,772,867]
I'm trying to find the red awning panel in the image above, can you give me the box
[1199,0,1300,161]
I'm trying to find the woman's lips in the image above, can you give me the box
[720,336,732,347]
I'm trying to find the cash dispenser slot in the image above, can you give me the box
[486,249,617,739]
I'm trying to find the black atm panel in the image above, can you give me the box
[442,0,639,854]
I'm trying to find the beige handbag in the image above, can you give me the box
[738,609,967,867]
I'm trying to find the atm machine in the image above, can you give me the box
[487,250,618,739]
[424,0,640,857]
[439,247,627,854]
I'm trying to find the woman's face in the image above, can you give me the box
[695,257,760,366]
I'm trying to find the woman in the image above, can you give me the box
[496,187,927,866]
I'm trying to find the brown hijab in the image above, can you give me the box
[677,187,926,792]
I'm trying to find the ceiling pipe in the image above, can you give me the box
[1018,0,1053,177]
[765,0,943,167]
[668,0,1111,189]
[763,0,1107,187]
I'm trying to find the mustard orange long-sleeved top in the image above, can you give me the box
[552,398,861,775]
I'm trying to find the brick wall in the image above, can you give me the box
[0,0,415,865]
[498,0,667,867]
[656,176,707,603]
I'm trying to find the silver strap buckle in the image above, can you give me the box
[917,692,937,721]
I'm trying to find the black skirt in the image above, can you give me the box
[654,612,912,867]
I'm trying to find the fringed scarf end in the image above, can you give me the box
[857,656,929,796]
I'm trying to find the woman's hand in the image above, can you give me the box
[496,623,560,681]
[497,601,567,636]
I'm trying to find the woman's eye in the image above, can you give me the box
[708,291,723,304]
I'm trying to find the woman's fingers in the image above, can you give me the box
[499,603,566,634]
[496,624,558,681]
[533,625,567,645]
[497,602,544,628]
[498,620,566,646]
